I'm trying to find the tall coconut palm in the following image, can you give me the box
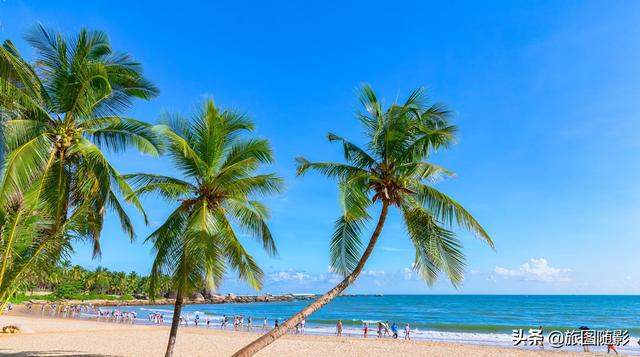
[0,24,160,305]
[233,85,493,356]
[126,99,282,357]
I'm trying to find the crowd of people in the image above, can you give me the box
[336,320,412,340]
[25,303,415,341]
[32,303,137,323]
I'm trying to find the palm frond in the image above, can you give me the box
[327,132,376,169]
[402,204,465,287]
[415,184,493,247]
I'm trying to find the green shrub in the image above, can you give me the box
[52,281,82,299]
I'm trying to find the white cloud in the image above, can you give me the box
[267,270,314,283]
[378,246,407,252]
[403,267,416,281]
[494,258,570,283]
[266,269,342,284]
[361,270,386,277]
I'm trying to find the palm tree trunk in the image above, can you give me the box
[164,289,184,357]
[232,201,390,357]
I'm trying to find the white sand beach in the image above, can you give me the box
[0,314,610,357]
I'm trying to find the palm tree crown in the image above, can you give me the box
[296,85,492,285]
[0,24,160,254]
[127,99,283,298]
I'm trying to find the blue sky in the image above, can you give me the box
[2,0,640,294]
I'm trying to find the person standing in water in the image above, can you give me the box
[262,317,267,330]
[391,322,399,339]
[383,321,391,337]
[363,321,368,338]
[404,323,411,340]
[336,320,343,336]
[377,322,383,338]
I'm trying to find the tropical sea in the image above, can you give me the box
[95,295,640,354]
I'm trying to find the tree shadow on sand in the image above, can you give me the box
[0,350,121,357]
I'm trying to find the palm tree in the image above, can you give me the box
[233,86,493,356]
[90,267,111,294]
[126,99,283,357]
[0,24,160,306]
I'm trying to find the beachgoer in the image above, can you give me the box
[195,314,200,326]
[275,319,279,328]
[206,318,210,328]
[248,316,252,329]
[336,320,343,336]
[391,322,398,339]
[607,344,618,355]
[363,321,368,338]
[404,323,411,340]
[377,322,383,338]
[383,321,390,337]
[301,318,305,333]
[539,325,544,349]
[263,317,267,330]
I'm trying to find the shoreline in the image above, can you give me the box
[0,314,608,357]
[16,293,316,307]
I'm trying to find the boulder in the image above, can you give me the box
[201,289,214,299]
[190,292,205,302]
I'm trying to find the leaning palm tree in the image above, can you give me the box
[233,85,493,356]
[126,99,282,357]
[0,24,160,305]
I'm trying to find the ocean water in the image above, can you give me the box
[95,295,640,354]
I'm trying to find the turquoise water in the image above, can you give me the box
[133,295,640,333]
[96,295,640,352]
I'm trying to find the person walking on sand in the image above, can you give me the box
[301,318,306,334]
[391,322,399,339]
[378,322,383,338]
[363,321,368,338]
[383,321,391,337]
[336,320,343,336]
[404,323,411,340]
